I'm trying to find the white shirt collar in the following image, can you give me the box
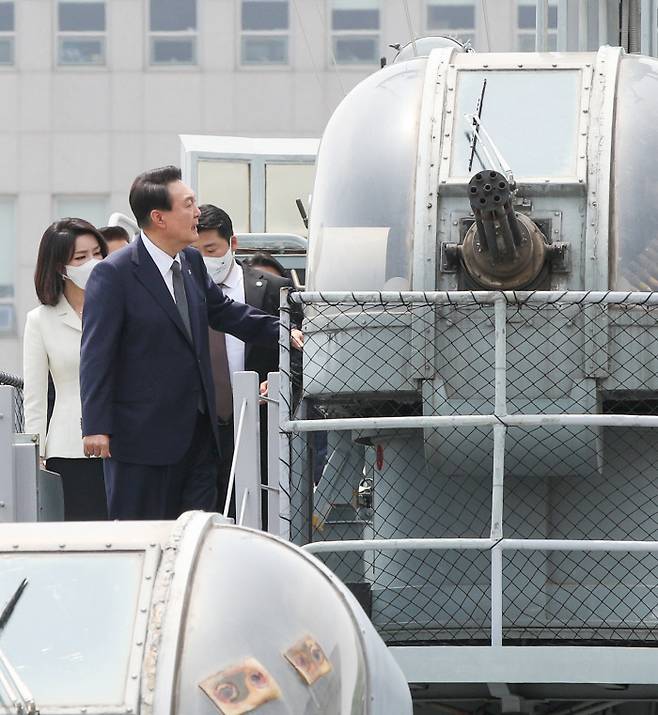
[141,230,180,276]
[221,260,243,289]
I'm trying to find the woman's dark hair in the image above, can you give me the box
[129,165,182,228]
[34,218,108,306]
[243,251,288,279]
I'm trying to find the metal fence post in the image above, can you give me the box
[232,371,262,530]
[0,386,16,522]
[491,297,507,541]
[491,543,503,647]
[278,291,293,541]
[266,371,284,537]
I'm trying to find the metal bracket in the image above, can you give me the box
[548,242,569,273]
[440,242,461,273]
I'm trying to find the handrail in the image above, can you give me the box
[0,372,23,390]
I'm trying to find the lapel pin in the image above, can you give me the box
[256,280,263,287]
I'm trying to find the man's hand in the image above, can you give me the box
[291,328,304,351]
[83,434,111,459]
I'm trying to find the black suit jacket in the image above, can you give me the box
[240,264,292,382]
[80,238,279,465]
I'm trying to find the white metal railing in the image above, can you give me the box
[283,290,658,541]
[226,370,289,537]
[279,290,658,645]
[302,537,658,646]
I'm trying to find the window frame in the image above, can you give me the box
[0,0,15,67]
[0,195,16,335]
[239,0,291,69]
[147,0,199,68]
[328,0,381,68]
[53,194,110,229]
[423,0,476,48]
[55,0,107,68]
[515,0,559,52]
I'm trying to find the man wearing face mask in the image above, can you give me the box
[192,204,293,515]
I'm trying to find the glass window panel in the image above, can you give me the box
[0,553,144,706]
[0,198,15,298]
[58,1,105,32]
[332,9,379,30]
[0,2,14,31]
[517,33,535,51]
[55,196,108,227]
[241,35,288,64]
[333,35,378,63]
[427,4,474,30]
[517,2,558,29]
[151,37,196,64]
[265,163,315,235]
[451,69,581,178]
[242,0,288,31]
[0,36,13,64]
[150,0,196,32]
[197,161,251,234]
[58,37,105,64]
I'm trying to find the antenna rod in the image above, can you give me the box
[402,0,418,56]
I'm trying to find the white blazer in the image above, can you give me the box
[23,297,86,459]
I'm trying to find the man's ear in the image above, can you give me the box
[150,210,165,229]
[230,235,238,252]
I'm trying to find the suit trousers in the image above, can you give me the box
[45,456,108,521]
[103,411,217,520]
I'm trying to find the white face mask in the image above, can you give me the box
[204,250,234,285]
[64,258,102,290]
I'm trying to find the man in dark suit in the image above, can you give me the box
[191,204,292,513]
[79,166,286,520]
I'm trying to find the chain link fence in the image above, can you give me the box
[0,370,24,433]
[279,290,658,646]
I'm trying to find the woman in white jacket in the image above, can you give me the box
[23,218,109,520]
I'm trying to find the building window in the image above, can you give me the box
[241,0,289,66]
[0,2,14,66]
[331,0,380,65]
[55,195,109,229]
[0,198,15,334]
[426,0,475,46]
[517,0,558,51]
[149,0,197,65]
[57,0,106,65]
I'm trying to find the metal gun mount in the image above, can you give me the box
[461,170,550,290]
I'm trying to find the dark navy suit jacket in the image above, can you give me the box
[80,237,279,465]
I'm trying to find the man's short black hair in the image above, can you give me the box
[198,204,233,242]
[244,252,288,279]
[129,165,182,228]
[99,225,130,243]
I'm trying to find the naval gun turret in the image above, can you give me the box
[283,36,658,710]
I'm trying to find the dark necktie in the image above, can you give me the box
[171,260,192,342]
[172,259,206,414]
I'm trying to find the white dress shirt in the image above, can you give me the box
[218,261,246,384]
[141,230,180,300]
